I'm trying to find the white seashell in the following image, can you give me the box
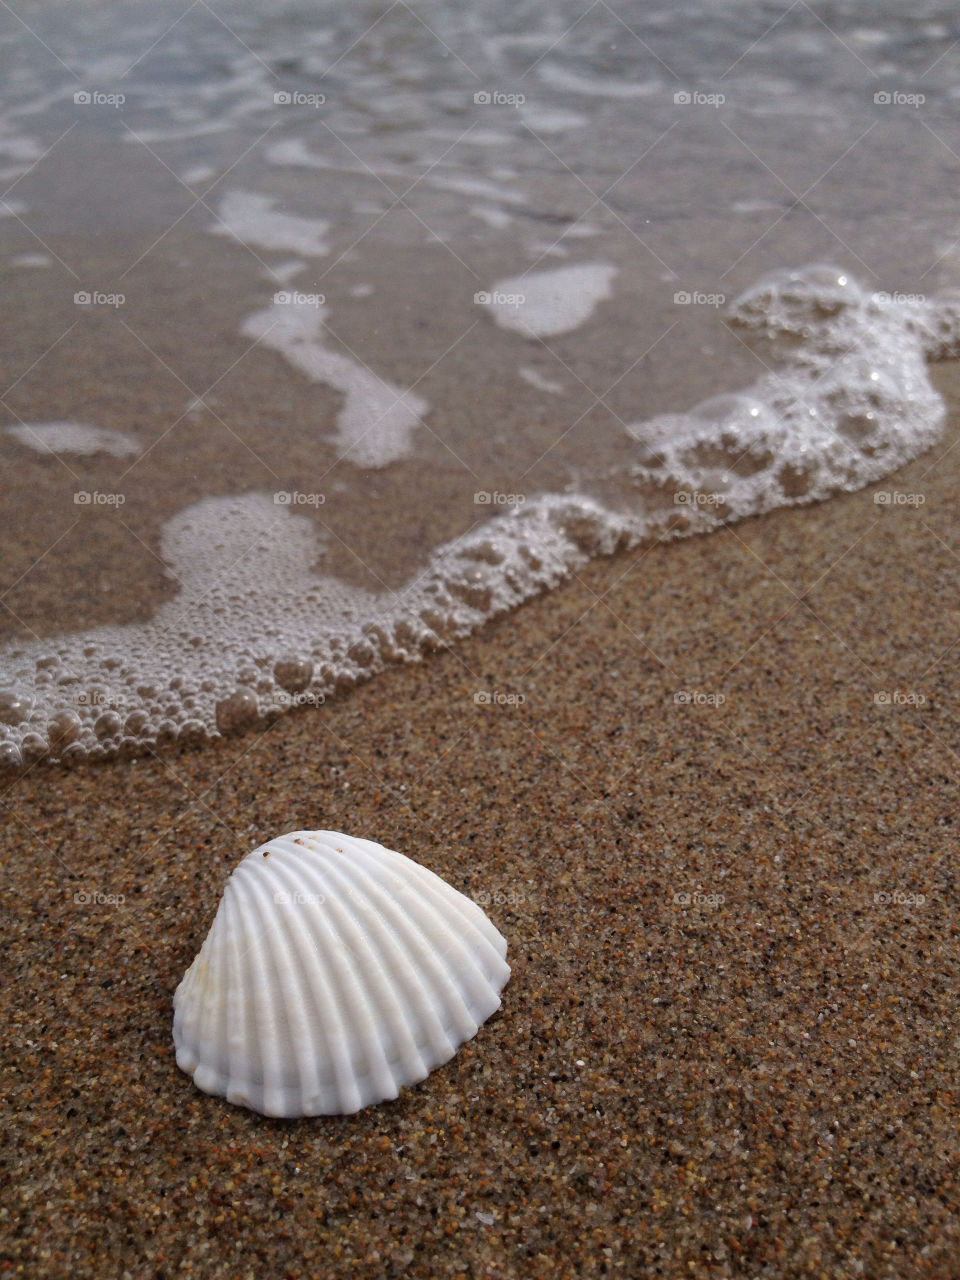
[173,830,510,1117]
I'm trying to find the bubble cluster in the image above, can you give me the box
[0,265,955,765]
[626,263,947,525]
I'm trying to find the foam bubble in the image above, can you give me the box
[0,126,44,186]
[471,205,514,230]
[626,264,946,520]
[0,134,43,164]
[180,164,216,185]
[561,224,602,239]
[528,242,569,259]
[519,106,588,133]
[211,191,329,257]
[518,367,564,394]
[5,422,140,457]
[0,491,626,764]
[727,264,865,343]
[483,264,617,336]
[429,175,526,207]
[537,64,662,99]
[2,265,956,765]
[240,300,429,468]
[263,259,305,286]
[10,253,51,268]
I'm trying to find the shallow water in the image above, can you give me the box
[1,0,959,762]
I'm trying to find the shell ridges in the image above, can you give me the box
[173,830,510,1116]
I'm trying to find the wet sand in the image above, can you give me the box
[3,367,959,1278]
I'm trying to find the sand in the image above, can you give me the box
[3,368,959,1278]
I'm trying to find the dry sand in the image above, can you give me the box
[3,369,959,1279]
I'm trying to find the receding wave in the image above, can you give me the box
[0,265,956,765]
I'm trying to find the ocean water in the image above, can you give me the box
[1,0,959,764]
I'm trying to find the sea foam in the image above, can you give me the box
[483,264,618,337]
[240,300,429,468]
[0,265,954,765]
[4,423,141,457]
[211,191,330,258]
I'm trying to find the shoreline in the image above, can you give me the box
[3,366,959,1277]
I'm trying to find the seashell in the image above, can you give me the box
[173,830,510,1117]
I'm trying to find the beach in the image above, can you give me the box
[3,366,958,1279]
[3,1,960,1274]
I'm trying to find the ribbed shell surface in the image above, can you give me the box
[172,831,510,1117]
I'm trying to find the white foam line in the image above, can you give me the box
[211,191,330,258]
[4,422,140,457]
[241,300,429,468]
